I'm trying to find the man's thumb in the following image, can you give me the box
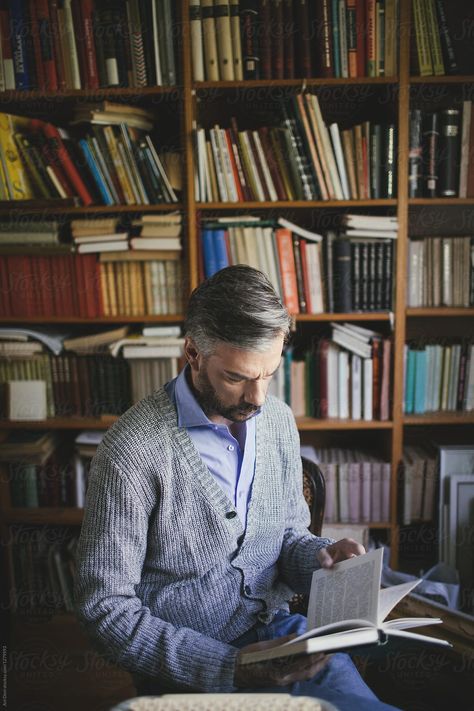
[317,547,333,568]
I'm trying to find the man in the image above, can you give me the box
[75,265,399,710]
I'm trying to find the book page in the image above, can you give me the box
[377,579,421,624]
[307,548,383,630]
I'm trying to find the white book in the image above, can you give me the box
[327,343,340,418]
[332,321,381,340]
[343,214,398,228]
[255,226,269,276]
[189,0,205,82]
[218,128,239,201]
[329,123,350,199]
[332,330,372,359]
[209,127,228,201]
[8,380,47,421]
[74,232,128,244]
[344,229,398,239]
[78,241,129,254]
[351,355,362,419]
[277,218,323,243]
[363,358,373,421]
[240,548,449,665]
[459,101,472,198]
[308,94,344,200]
[262,227,282,298]
[142,326,181,337]
[229,0,243,80]
[130,238,181,251]
[305,243,324,314]
[123,345,183,359]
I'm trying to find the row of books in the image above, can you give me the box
[409,104,474,199]
[269,324,392,421]
[194,98,397,202]
[407,236,474,308]
[402,443,437,526]
[411,0,460,77]
[190,0,398,82]
[0,108,178,206]
[8,525,77,614]
[200,216,395,314]
[301,446,391,524]
[0,0,177,91]
[0,253,183,317]
[403,341,474,414]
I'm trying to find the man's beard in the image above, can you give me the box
[192,367,260,422]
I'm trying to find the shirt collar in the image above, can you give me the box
[174,365,262,428]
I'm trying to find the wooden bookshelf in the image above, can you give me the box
[0,0,473,629]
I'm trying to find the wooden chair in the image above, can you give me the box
[289,457,326,614]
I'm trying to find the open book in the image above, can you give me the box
[240,548,451,665]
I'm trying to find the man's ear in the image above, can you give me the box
[184,336,200,372]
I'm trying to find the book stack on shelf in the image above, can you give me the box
[409,102,474,198]
[194,95,397,202]
[0,0,177,91]
[407,236,474,308]
[190,0,399,81]
[403,339,474,415]
[199,215,395,314]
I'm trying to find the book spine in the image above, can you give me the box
[80,0,100,89]
[239,0,259,79]
[333,238,352,312]
[314,0,333,78]
[413,0,433,76]
[190,0,205,82]
[282,0,294,78]
[346,0,357,78]
[421,111,439,197]
[214,0,235,80]
[275,228,299,313]
[424,0,444,75]
[292,234,307,313]
[383,123,397,198]
[331,0,341,78]
[409,109,423,198]
[434,0,458,75]
[271,0,284,79]
[438,109,461,197]
[9,0,30,88]
[229,0,243,80]
[366,0,376,77]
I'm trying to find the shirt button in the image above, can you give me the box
[244,585,251,596]
[227,444,235,451]
[225,511,237,519]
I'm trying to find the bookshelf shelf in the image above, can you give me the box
[195,77,399,92]
[296,418,393,431]
[0,204,184,216]
[0,86,181,103]
[406,308,474,318]
[197,200,398,210]
[408,198,474,206]
[0,418,116,430]
[403,413,474,426]
[409,75,474,84]
[0,316,184,324]
[296,313,393,322]
[4,507,84,525]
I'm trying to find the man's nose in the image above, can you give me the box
[244,380,266,407]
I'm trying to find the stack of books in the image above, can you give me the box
[131,213,182,252]
[190,0,398,81]
[0,0,177,91]
[411,0,459,77]
[407,236,474,308]
[194,96,397,202]
[71,218,129,254]
[301,445,391,524]
[0,219,67,254]
[404,339,474,414]
[409,103,474,198]
[0,111,178,207]
[109,326,184,403]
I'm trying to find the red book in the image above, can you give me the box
[28,0,46,90]
[7,257,28,317]
[38,256,55,316]
[30,120,94,206]
[74,254,87,317]
[0,3,14,89]
[94,257,104,316]
[36,0,58,90]
[66,254,80,315]
[80,0,100,90]
[30,257,43,316]
[275,228,299,313]
[365,0,376,76]
[259,0,272,79]
[47,0,66,90]
[0,257,10,316]
[313,0,333,77]
[355,0,366,77]
[271,0,284,79]
[83,255,100,317]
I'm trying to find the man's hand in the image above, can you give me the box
[317,538,366,569]
[234,634,329,688]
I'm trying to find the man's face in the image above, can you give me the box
[185,335,284,424]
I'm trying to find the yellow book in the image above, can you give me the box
[134,262,145,315]
[99,263,110,316]
[103,126,135,204]
[143,263,153,315]
[122,262,132,315]
[107,263,118,316]
[0,113,35,200]
[129,262,139,316]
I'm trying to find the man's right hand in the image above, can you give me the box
[234,634,329,688]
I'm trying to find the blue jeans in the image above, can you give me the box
[230,610,402,711]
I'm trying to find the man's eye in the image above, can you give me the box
[227,376,243,383]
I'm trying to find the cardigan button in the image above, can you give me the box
[225,511,237,519]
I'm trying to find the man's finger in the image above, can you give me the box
[316,547,333,568]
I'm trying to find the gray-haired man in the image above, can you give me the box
[75,265,400,710]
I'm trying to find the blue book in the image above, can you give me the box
[201,229,217,278]
[212,230,229,272]
[404,347,416,414]
[79,140,113,206]
[9,0,31,89]
[414,349,427,414]
[331,0,341,78]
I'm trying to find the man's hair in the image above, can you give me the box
[184,265,291,354]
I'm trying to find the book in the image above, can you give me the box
[239,547,450,665]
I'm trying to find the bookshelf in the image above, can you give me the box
[1,1,474,704]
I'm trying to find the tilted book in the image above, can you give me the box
[240,547,450,665]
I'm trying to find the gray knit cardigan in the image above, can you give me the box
[74,388,334,692]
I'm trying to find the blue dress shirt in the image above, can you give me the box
[165,367,258,528]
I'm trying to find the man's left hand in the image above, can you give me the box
[316,538,366,569]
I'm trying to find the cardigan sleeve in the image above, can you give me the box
[277,408,336,593]
[74,447,239,692]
